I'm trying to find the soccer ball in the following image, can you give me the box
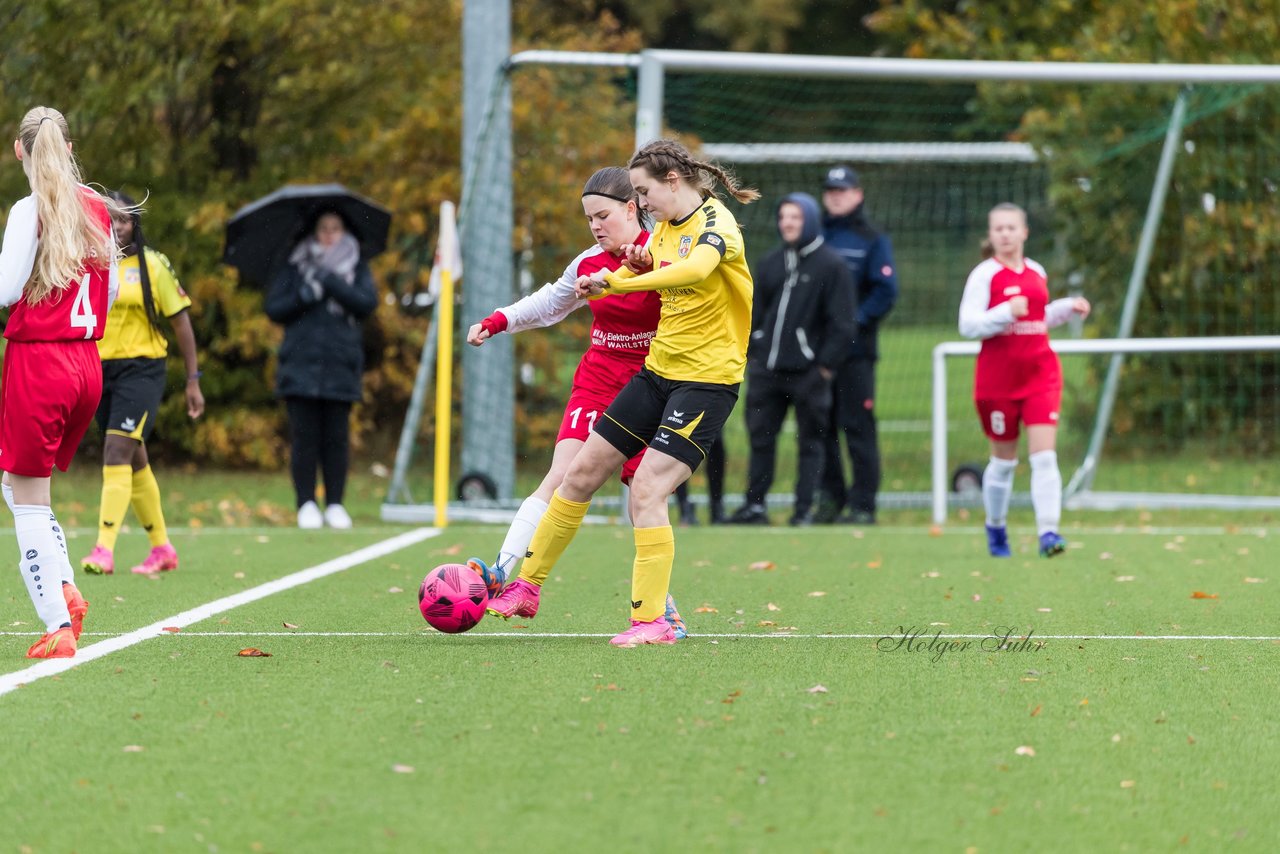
[418,563,489,633]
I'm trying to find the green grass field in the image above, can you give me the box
[3,505,1279,852]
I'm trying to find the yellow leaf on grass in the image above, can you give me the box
[694,604,718,614]
[283,622,299,630]
[807,685,828,694]
[766,603,781,612]
[1120,780,1136,788]
[808,591,827,597]
[392,764,415,774]
[1014,745,1036,756]
[1190,591,1219,599]
[749,561,777,572]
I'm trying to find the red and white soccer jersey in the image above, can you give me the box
[958,257,1078,440]
[490,233,660,482]
[0,187,114,475]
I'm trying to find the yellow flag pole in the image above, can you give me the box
[433,267,454,528]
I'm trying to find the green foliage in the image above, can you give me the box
[0,0,639,468]
[870,1,1280,453]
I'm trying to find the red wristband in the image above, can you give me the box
[480,311,508,336]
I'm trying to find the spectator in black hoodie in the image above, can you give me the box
[726,193,855,526]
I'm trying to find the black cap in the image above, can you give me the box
[823,165,860,190]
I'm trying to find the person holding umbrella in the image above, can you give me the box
[264,208,378,528]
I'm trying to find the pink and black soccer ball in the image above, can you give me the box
[418,563,488,633]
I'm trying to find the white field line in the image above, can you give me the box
[2,630,1278,642]
[0,527,440,699]
[0,524,1274,538]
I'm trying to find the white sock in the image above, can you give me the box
[2,483,13,515]
[1030,450,1062,536]
[497,495,549,574]
[14,504,72,633]
[982,457,1018,528]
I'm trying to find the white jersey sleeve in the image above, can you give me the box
[495,247,597,335]
[958,259,1015,340]
[1044,297,1077,329]
[0,195,38,308]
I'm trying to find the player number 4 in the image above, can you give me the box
[70,273,96,339]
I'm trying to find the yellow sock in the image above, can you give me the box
[97,464,133,550]
[631,525,674,622]
[130,465,169,548]
[518,490,590,586]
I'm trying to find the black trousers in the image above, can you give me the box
[820,356,881,514]
[285,397,352,508]
[675,433,726,511]
[743,366,831,516]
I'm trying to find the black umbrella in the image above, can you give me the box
[223,183,392,287]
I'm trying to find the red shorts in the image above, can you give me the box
[558,348,646,484]
[0,340,103,477]
[975,388,1061,442]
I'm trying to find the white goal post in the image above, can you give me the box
[932,336,1280,524]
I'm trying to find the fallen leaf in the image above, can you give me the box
[1244,577,1266,584]
[255,535,270,544]
[694,604,718,614]
[1037,608,1052,613]
[161,627,180,633]
[391,764,415,774]
[1030,704,1042,717]
[113,596,125,602]
[237,648,272,657]
[971,594,982,602]
[1120,780,1136,788]
[233,572,246,579]
[283,622,299,630]
[723,691,741,704]
[1190,591,1219,600]
[766,602,781,612]
[758,620,777,627]
[443,545,462,555]
[387,586,404,594]
[1015,745,1036,757]
[923,571,941,578]
[748,561,777,572]
[807,684,828,694]
[1237,547,1250,556]
[1079,698,1089,706]
[866,560,882,569]
[123,745,145,753]
[928,524,943,537]
[1099,552,1113,560]
[1116,575,1135,582]
[808,591,827,597]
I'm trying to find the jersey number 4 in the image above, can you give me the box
[70,273,97,339]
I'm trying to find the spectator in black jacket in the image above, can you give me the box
[265,211,378,529]
[817,165,899,524]
[726,193,855,526]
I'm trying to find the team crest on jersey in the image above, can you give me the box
[678,235,693,258]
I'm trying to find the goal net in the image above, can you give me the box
[387,53,1280,518]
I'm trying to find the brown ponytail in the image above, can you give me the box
[629,138,760,204]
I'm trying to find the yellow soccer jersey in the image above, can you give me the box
[97,249,192,361]
[604,197,752,384]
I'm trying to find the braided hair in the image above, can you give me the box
[628,139,760,204]
[106,190,163,334]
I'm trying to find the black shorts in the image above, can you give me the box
[96,357,167,441]
[595,367,739,472]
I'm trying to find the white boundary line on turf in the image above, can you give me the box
[0,527,441,699]
[3,630,1278,642]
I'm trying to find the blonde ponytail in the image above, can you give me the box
[17,106,116,304]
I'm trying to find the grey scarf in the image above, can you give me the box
[289,233,360,310]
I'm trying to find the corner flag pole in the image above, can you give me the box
[433,202,462,527]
